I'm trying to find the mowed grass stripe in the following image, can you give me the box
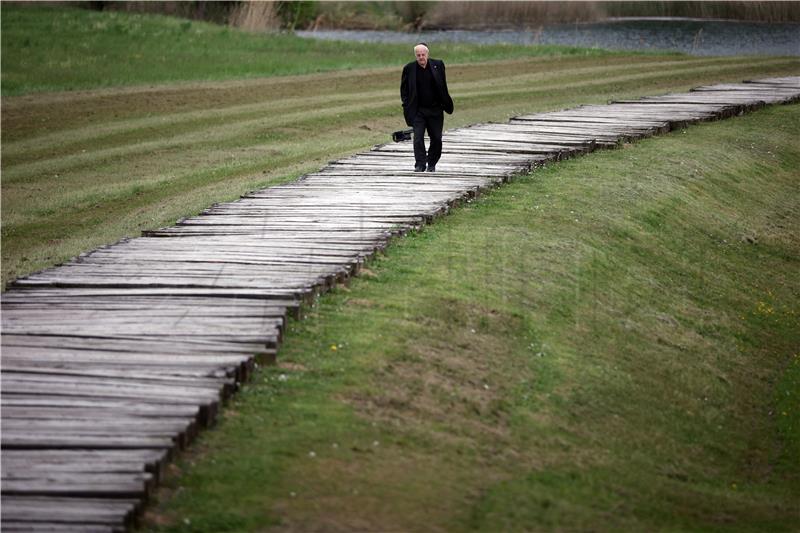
[0,55,708,161]
[1,98,394,183]
[3,55,792,156]
[4,61,797,218]
[5,56,798,184]
[4,53,796,174]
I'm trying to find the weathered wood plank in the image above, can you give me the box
[1,333,274,356]
[1,496,137,528]
[1,472,152,498]
[1,432,174,450]
[0,522,117,533]
[0,359,242,380]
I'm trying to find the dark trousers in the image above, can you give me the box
[413,106,444,168]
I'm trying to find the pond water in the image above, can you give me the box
[297,19,800,57]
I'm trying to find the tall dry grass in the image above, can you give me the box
[228,1,280,32]
[20,1,800,30]
[605,1,800,22]
[94,1,233,24]
[25,1,280,29]
[425,0,800,28]
[426,1,606,29]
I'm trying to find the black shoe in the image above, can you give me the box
[427,165,436,172]
[414,165,426,172]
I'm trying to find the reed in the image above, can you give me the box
[425,0,800,28]
[309,1,406,31]
[605,1,800,22]
[425,1,606,29]
[228,1,280,32]
[20,1,800,30]
[90,1,234,25]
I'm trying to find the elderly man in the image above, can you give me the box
[400,42,454,172]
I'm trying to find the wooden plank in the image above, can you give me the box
[0,522,117,533]
[1,373,224,398]
[1,471,152,498]
[1,432,175,451]
[1,450,168,480]
[1,382,219,427]
[1,333,274,355]
[1,496,137,528]
[1,407,195,425]
[1,417,194,435]
[2,286,307,300]
[1,396,200,416]
[0,346,252,365]
[1,360,241,381]
[1,449,166,465]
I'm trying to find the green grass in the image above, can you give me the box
[3,44,799,289]
[142,104,800,531]
[1,4,614,96]
[3,5,799,289]
[2,4,798,529]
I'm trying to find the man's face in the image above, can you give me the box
[415,46,428,68]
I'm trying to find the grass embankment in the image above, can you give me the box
[3,7,799,289]
[143,104,800,531]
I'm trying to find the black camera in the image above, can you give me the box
[392,128,413,142]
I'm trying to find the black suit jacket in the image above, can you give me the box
[400,59,454,127]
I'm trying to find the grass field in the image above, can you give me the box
[141,104,800,531]
[3,6,799,289]
[2,6,799,529]
[1,4,612,96]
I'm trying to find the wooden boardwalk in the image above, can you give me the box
[2,76,799,532]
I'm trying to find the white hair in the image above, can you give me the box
[414,43,429,53]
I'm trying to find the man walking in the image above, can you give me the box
[400,43,454,172]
